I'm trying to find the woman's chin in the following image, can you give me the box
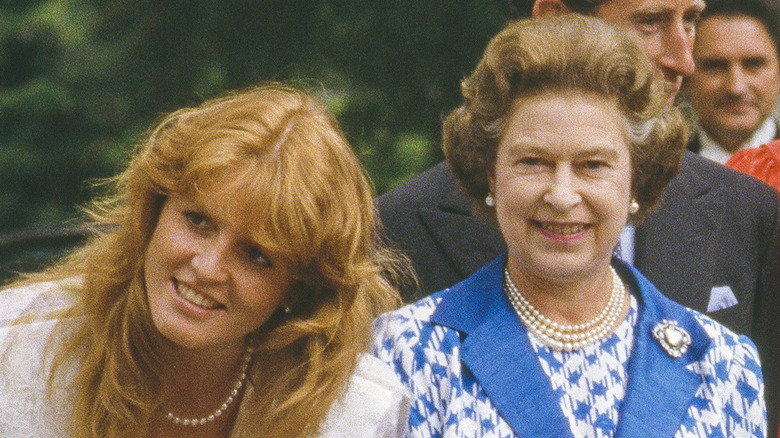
[520,254,608,283]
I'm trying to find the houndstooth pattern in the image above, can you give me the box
[374,295,517,437]
[372,293,765,438]
[532,296,638,438]
[673,313,765,437]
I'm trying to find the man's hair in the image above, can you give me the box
[699,0,780,57]
[507,0,604,19]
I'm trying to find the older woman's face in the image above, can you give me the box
[490,91,632,283]
[144,190,294,352]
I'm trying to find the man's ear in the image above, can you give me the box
[532,0,573,18]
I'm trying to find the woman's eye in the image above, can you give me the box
[519,157,541,166]
[184,211,208,228]
[246,246,270,266]
[583,160,607,170]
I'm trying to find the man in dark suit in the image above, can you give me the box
[684,0,780,163]
[378,0,780,431]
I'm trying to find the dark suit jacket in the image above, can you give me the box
[377,150,780,431]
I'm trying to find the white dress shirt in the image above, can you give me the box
[699,118,777,164]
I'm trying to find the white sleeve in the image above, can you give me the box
[316,354,411,438]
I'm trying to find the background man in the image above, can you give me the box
[684,0,780,164]
[378,0,780,430]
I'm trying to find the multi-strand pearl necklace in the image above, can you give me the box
[165,346,254,426]
[504,266,626,352]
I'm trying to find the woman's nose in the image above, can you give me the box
[191,240,230,283]
[543,167,581,211]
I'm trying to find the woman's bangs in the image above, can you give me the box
[213,160,311,269]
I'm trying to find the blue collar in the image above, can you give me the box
[430,254,711,437]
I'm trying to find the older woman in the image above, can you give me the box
[372,14,766,437]
[0,84,410,437]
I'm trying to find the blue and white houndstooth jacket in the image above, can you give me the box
[371,255,766,437]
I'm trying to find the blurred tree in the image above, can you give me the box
[0,0,506,251]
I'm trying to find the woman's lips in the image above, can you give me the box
[534,221,591,243]
[537,222,587,235]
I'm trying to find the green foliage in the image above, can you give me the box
[0,0,507,233]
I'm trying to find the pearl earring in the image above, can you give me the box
[629,199,640,215]
[283,305,292,314]
[485,194,495,207]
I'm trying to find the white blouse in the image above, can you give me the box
[0,280,410,437]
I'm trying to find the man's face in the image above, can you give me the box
[684,15,780,151]
[594,0,705,105]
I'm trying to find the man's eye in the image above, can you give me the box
[636,16,662,32]
[744,58,768,70]
[698,60,728,72]
[640,18,660,27]
[684,12,701,34]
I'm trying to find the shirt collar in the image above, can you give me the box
[699,118,777,164]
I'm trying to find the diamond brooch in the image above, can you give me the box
[652,319,691,358]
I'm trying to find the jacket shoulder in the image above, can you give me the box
[377,162,465,217]
[682,151,779,207]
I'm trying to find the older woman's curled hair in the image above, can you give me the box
[443,14,687,226]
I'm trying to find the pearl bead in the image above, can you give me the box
[504,266,626,352]
[164,346,254,426]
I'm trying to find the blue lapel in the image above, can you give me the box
[614,261,711,437]
[431,254,573,437]
[430,255,712,438]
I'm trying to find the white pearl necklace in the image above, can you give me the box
[504,266,626,352]
[165,346,254,427]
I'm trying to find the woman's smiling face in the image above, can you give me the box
[491,91,633,284]
[144,190,294,352]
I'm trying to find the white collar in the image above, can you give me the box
[698,118,777,164]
